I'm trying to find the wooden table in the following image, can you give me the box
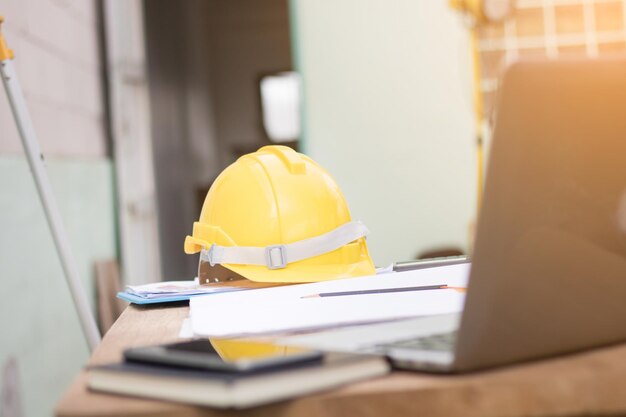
[56,304,626,417]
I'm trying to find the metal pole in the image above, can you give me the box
[0,17,101,352]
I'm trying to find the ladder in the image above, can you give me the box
[0,16,100,352]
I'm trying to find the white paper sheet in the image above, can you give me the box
[178,317,194,338]
[189,263,470,338]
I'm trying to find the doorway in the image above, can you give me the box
[143,0,296,279]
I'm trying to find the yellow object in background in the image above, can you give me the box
[185,145,375,283]
[448,0,512,23]
[447,0,512,215]
[0,16,16,60]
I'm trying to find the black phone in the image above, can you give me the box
[124,339,323,372]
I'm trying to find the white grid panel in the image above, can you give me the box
[543,0,559,57]
[478,0,626,115]
[583,0,599,56]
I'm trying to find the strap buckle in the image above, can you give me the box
[265,245,287,269]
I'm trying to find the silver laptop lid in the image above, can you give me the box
[454,58,626,371]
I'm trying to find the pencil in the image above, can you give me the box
[301,284,449,298]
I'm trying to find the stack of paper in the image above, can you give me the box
[118,279,275,304]
[187,263,470,338]
[126,280,222,299]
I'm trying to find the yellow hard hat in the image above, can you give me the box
[184,145,375,283]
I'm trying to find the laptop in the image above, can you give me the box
[283,58,626,372]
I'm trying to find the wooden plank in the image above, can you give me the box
[56,304,626,417]
[95,260,127,334]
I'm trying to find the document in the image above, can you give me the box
[119,278,282,304]
[189,263,469,337]
[125,280,229,299]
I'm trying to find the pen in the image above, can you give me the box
[393,256,470,272]
[301,284,449,298]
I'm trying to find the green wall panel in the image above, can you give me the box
[0,156,117,417]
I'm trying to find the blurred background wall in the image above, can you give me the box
[0,1,116,416]
[144,0,477,274]
[291,0,477,265]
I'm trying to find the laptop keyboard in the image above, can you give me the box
[380,331,457,352]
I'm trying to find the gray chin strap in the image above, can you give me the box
[199,221,370,270]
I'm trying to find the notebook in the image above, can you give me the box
[87,352,388,409]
